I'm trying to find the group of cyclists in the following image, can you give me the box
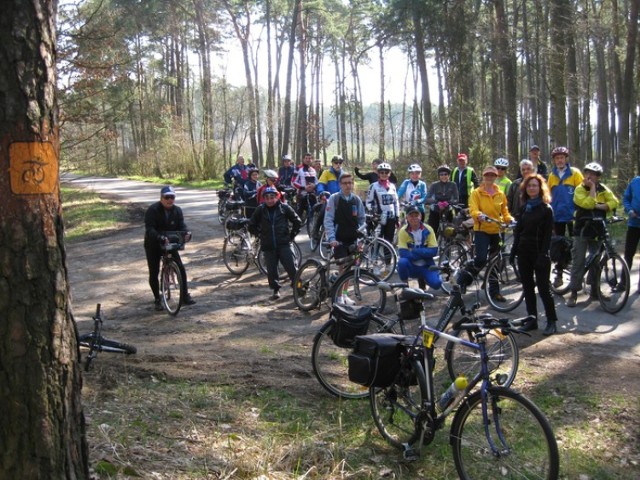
[147,147,638,330]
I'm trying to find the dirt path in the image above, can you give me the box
[63,175,640,475]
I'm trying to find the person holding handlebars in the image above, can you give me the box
[144,186,196,311]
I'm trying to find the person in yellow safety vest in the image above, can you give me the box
[451,153,479,207]
[494,157,512,194]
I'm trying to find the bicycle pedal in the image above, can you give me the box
[402,443,420,461]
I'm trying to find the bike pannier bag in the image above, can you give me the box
[348,334,405,388]
[329,304,373,348]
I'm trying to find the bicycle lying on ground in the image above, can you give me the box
[349,312,558,478]
[78,304,136,371]
[550,215,630,313]
[160,230,191,315]
[312,279,521,399]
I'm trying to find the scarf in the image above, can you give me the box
[378,179,390,189]
[525,197,542,213]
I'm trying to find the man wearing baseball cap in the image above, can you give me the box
[278,154,295,187]
[451,153,479,207]
[144,186,196,310]
[518,145,549,180]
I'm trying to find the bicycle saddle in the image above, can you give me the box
[400,288,434,302]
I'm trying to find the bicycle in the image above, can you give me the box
[216,184,233,224]
[222,199,246,236]
[312,279,520,399]
[447,217,523,312]
[360,213,398,281]
[551,215,630,313]
[222,217,302,279]
[293,235,386,312]
[351,311,558,478]
[160,230,191,315]
[78,304,136,371]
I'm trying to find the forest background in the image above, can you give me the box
[58,0,640,191]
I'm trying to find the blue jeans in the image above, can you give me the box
[398,258,442,290]
[473,231,501,296]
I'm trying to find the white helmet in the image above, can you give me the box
[407,163,422,173]
[264,169,278,179]
[377,162,392,171]
[584,162,604,174]
[494,158,509,168]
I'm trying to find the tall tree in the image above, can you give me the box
[0,1,88,477]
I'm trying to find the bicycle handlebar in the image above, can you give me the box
[453,314,536,335]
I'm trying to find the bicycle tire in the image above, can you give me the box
[258,241,302,280]
[484,256,524,312]
[217,199,227,224]
[596,253,630,314]
[370,357,427,449]
[550,259,572,296]
[161,260,183,315]
[222,232,251,275]
[293,259,326,311]
[309,224,324,252]
[91,337,137,354]
[331,270,386,312]
[319,234,332,260]
[361,238,398,281]
[311,315,390,399]
[450,386,559,479]
[439,241,470,294]
[445,329,519,388]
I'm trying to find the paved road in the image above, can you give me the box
[61,173,640,359]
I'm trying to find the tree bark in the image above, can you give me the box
[0,1,89,478]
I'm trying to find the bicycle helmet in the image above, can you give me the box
[551,146,569,157]
[377,162,392,171]
[407,163,422,173]
[263,169,278,179]
[263,186,278,196]
[248,168,259,176]
[437,164,451,174]
[282,154,292,161]
[494,157,509,168]
[583,162,604,175]
[331,155,344,164]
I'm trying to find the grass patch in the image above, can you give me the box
[61,187,134,242]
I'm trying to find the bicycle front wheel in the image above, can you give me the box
[550,259,572,296]
[259,241,302,280]
[311,315,387,399]
[361,238,398,281]
[446,329,519,388]
[222,233,251,275]
[293,259,325,311]
[484,256,524,312]
[161,260,183,316]
[451,387,559,480]
[331,270,386,312]
[370,358,427,449]
[596,253,630,314]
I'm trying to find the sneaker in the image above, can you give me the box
[154,298,163,311]
[566,292,578,308]
[184,294,197,305]
[491,293,507,303]
[552,276,563,288]
[340,294,356,306]
[269,290,281,301]
[543,322,557,336]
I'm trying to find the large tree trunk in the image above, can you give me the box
[0,1,88,478]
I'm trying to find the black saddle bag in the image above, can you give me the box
[329,304,373,348]
[348,334,406,388]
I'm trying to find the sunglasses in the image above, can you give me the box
[378,170,390,174]
[496,167,507,171]
[439,172,450,176]
[163,195,176,200]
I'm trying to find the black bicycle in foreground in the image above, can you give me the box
[78,304,136,371]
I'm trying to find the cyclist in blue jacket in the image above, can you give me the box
[623,175,640,294]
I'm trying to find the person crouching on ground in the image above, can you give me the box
[249,186,302,300]
[510,175,558,335]
[397,204,442,291]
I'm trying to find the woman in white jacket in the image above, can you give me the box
[366,162,400,244]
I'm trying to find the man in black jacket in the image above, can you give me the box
[144,186,196,310]
[249,187,302,300]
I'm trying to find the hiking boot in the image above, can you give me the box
[269,290,281,301]
[543,322,557,336]
[184,294,197,305]
[552,276,563,288]
[154,298,163,311]
[491,293,507,303]
[566,291,578,307]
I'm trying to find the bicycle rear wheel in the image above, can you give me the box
[484,256,524,312]
[596,253,630,314]
[451,387,559,480]
[161,260,183,315]
[361,238,397,281]
[439,241,469,294]
[222,233,251,275]
[293,259,325,311]
[311,315,389,399]
[370,357,427,449]
[445,330,519,388]
[258,241,302,280]
[331,270,386,312]
[550,259,572,295]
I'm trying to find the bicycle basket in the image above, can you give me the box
[329,304,373,348]
[348,334,406,388]
[226,218,248,231]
